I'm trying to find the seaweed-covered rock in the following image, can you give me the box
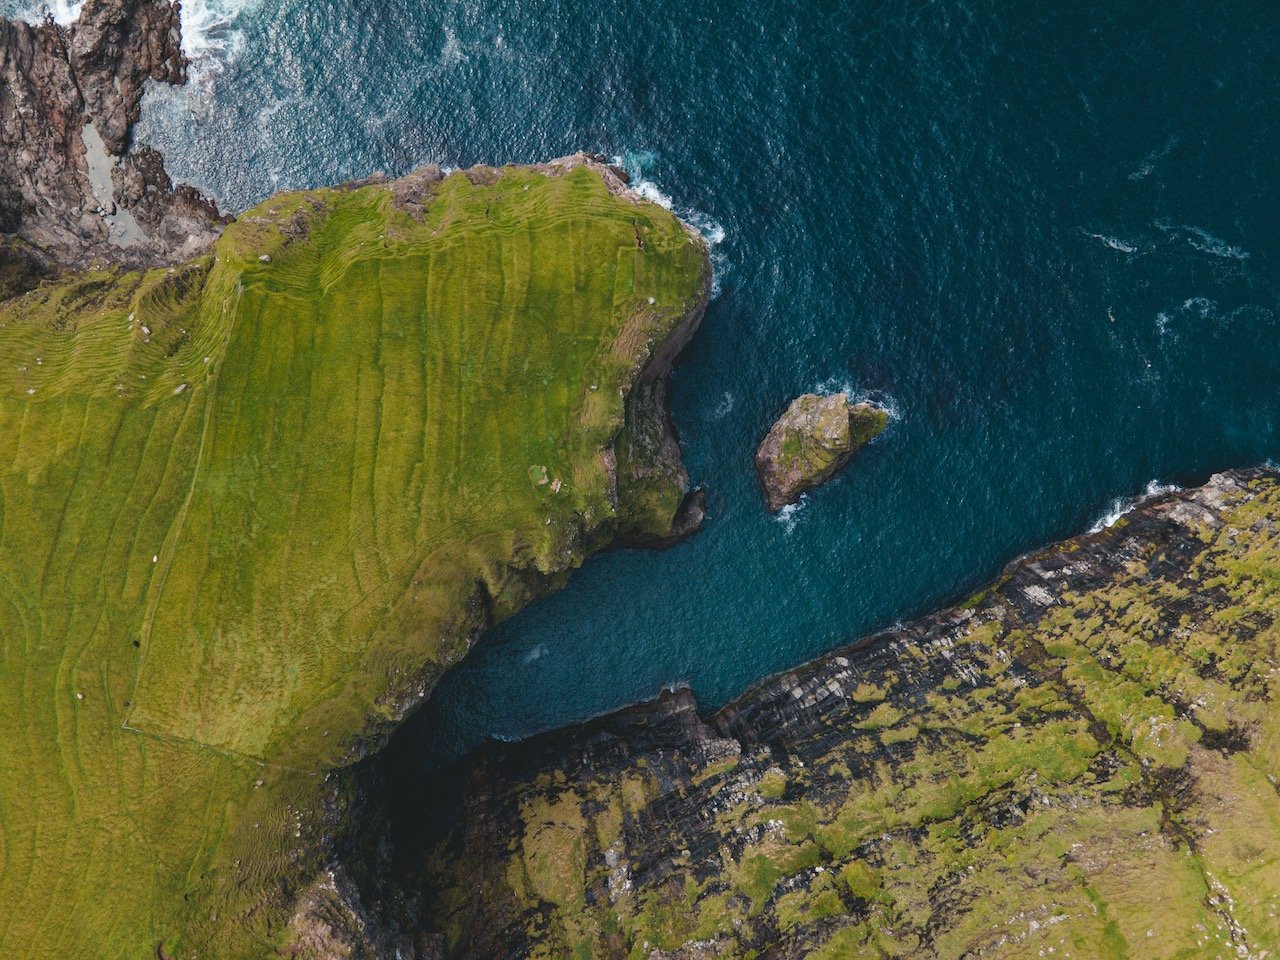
[755,392,887,510]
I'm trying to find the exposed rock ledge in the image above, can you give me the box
[0,0,225,279]
[756,393,888,511]
[376,467,1280,959]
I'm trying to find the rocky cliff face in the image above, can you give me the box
[0,0,223,278]
[386,468,1280,959]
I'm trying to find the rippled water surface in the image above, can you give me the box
[13,0,1280,758]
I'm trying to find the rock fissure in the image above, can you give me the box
[1,0,225,280]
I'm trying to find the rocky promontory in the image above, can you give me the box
[756,392,888,511]
[0,0,224,281]
[381,468,1280,959]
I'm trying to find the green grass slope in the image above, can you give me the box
[0,160,709,958]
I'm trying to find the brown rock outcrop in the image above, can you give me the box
[0,0,224,278]
[755,392,888,511]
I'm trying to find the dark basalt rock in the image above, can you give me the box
[0,235,52,299]
[353,468,1280,959]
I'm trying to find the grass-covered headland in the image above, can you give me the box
[0,157,710,958]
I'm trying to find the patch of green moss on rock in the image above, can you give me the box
[408,469,1280,960]
[754,392,888,511]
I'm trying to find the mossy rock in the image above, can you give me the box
[755,392,888,510]
[407,469,1280,960]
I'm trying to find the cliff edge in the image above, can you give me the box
[0,156,710,959]
[398,468,1280,959]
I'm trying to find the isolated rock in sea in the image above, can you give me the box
[755,392,888,511]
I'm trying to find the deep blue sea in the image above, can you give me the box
[14,0,1279,759]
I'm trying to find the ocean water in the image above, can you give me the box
[10,1,1280,759]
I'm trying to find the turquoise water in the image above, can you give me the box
[123,0,1280,758]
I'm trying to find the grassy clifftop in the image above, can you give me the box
[0,158,709,958]
[406,469,1280,959]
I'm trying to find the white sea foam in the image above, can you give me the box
[710,390,735,420]
[1089,480,1181,533]
[8,0,259,74]
[1181,295,1217,317]
[810,377,902,435]
[812,375,857,397]
[614,151,728,296]
[522,642,548,664]
[8,0,261,131]
[1082,230,1139,254]
[128,0,264,156]
[1156,220,1249,262]
[439,26,467,68]
[774,499,806,534]
[174,0,263,104]
[6,0,83,24]
[1128,135,1177,182]
[859,390,903,427]
[182,1,254,59]
[1183,226,1249,261]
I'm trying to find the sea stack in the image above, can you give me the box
[755,392,888,511]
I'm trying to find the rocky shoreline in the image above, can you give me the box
[7,5,1279,960]
[365,467,1280,959]
[0,0,224,279]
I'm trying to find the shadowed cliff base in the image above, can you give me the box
[351,467,1280,960]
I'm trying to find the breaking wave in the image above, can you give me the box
[1082,230,1139,254]
[1089,480,1182,533]
[4,0,83,24]
[774,499,807,534]
[615,151,728,295]
[810,377,903,435]
[1156,220,1250,261]
[181,0,260,72]
[6,0,260,76]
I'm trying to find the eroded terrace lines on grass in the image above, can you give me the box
[0,161,708,956]
[129,281,241,744]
